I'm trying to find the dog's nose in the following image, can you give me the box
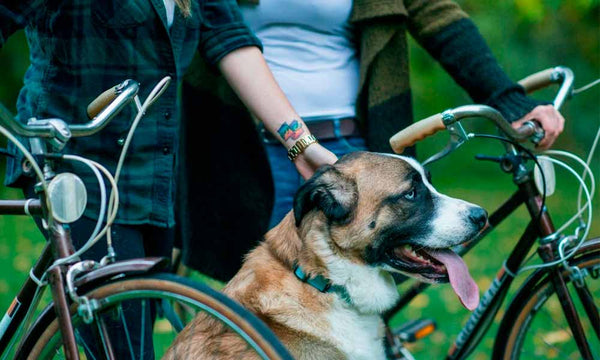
[468,207,488,229]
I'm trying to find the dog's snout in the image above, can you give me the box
[468,207,488,229]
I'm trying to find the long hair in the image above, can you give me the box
[175,0,191,17]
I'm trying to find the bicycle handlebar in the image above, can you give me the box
[87,83,122,120]
[0,102,63,139]
[389,105,540,153]
[389,113,444,154]
[389,66,573,154]
[518,66,574,110]
[518,68,557,93]
[70,79,139,137]
[0,79,139,140]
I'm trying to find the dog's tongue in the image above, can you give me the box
[426,249,479,311]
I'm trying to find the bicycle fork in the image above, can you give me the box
[538,244,596,359]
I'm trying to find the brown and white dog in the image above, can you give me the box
[166,152,486,360]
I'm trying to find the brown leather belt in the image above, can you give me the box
[261,117,360,143]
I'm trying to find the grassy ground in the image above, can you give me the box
[1,132,597,358]
[1,16,598,358]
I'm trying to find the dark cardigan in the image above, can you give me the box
[176,0,541,281]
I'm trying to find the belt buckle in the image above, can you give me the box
[305,116,353,140]
[332,118,342,138]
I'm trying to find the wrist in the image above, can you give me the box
[287,134,318,161]
[487,86,547,123]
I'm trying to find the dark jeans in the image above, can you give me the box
[264,135,367,228]
[71,218,174,359]
[67,216,174,265]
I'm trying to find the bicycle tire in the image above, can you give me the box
[15,273,294,360]
[493,243,600,360]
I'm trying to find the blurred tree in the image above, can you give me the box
[408,0,599,150]
[0,31,29,113]
[0,3,598,358]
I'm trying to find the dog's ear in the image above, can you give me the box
[293,165,358,226]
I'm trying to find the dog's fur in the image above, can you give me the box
[165,152,486,360]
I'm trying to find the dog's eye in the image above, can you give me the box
[404,188,416,200]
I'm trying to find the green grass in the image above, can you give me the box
[1,134,597,358]
[1,3,599,357]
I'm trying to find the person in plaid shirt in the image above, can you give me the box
[0,0,336,357]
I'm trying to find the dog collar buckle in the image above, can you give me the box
[293,264,308,282]
[293,263,352,304]
[293,264,331,293]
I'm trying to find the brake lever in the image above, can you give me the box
[423,121,469,166]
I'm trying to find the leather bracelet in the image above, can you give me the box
[287,135,318,161]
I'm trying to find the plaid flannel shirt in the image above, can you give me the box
[1,0,261,227]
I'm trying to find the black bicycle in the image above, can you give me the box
[385,66,599,359]
[0,79,293,360]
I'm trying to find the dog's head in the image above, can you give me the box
[294,152,486,310]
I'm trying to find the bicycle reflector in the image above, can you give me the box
[47,173,87,223]
[534,157,556,197]
[392,318,437,343]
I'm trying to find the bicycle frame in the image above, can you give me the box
[0,200,171,359]
[384,165,600,359]
[0,200,49,353]
[0,200,81,358]
[0,79,143,359]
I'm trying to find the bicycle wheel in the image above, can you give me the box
[15,273,293,360]
[493,245,600,360]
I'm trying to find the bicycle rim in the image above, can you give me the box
[16,273,292,360]
[498,251,600,359]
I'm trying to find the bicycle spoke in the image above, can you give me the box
[505,254,600,360]
[161,299,185,332]
[539,302,573,336]
[140,299,146,360]
[535,300,581,359]
[15,274,294,360]
[75,329,97,360]
[117,303,136,360]
[536,324,570,359]
[95,315,116,359]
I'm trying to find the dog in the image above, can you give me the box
[165,152,486,360]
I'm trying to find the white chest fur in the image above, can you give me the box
[307,232,400,358]
[313,234,400,314]
[325,299,387,360]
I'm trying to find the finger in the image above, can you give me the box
[537,138,551,150]
[558,113,565,132]
[511,116,528,126]
[538,129,558,150]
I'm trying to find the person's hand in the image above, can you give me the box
[293,143,338,179]
[511,105,565,150]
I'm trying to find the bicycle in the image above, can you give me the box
[384,66,599,359]
[0,79,293,360]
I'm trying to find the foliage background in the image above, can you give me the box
[0,0,598,358]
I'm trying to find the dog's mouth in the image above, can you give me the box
[385,245,479,310]
[385,245,447,279]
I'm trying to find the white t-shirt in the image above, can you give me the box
[164,0,175,28]
[240,0,359,118]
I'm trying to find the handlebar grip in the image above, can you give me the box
[390,113,445,154]
[87,85,119,119]
[518,68,556,94]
